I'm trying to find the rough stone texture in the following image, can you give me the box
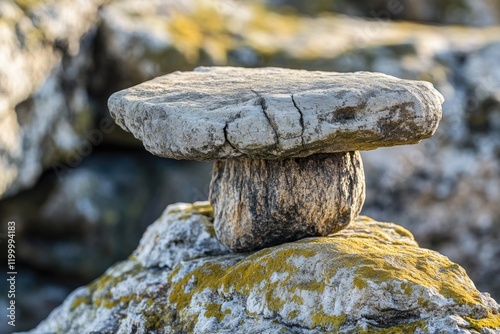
[108,67,444,160]
[136,202,229,268]
[25,203,500,334]
[209,152,365,251]
[0,0,108,197]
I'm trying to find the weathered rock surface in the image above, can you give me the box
[109,66,443,160]
[136,202,229,268]
[264,0,500,27]
[25,202,500,333]
[0,0,108,197]
[210,152,365,251]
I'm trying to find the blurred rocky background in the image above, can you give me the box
[1,0,499,331]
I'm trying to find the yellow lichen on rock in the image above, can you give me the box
[34,204,500,333]
[166,214,497,332]
[465,314,500,331]
[319,221,482,307]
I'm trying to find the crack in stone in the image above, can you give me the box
[363,307,421,328]
[251,89,279,147]
[290,93,305,147]
[223,122,238,151]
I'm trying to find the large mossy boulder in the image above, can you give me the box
[27,202,500,333]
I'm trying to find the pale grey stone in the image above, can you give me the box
[135,202,229,268]
[108,66,444,160]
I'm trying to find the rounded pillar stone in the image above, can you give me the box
[209,152,365,251]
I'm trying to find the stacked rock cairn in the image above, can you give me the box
[108,66,443,252]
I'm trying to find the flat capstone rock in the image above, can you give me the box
[108,66,444,160]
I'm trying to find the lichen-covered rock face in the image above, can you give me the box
[210,152,365,252]
[27,203,500,334]
[108,66,444,161]
[0,0,108,197]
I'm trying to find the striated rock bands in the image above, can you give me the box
[108,66,444,160]
[26,203,500,334]
[209,152,365,251]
